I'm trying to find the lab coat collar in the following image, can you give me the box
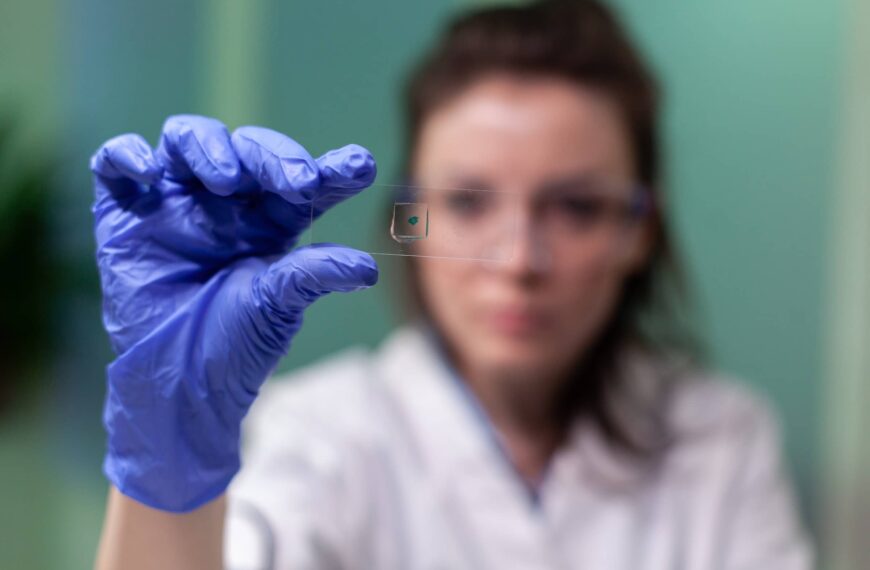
[373,324,493,471]
[373,325,669,505]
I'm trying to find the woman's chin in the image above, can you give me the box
[472,336,561,376]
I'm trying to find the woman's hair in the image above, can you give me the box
[399,0,701,467]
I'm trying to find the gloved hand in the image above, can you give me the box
[91,114,378,512]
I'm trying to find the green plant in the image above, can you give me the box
[0,113,58,412]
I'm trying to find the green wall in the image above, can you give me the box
[0,0,853,567]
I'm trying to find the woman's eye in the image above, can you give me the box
[558,196,608,223]
[444,191,487,217]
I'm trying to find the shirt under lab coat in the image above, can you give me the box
[225,326,814,570]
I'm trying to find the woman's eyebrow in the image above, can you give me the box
[439,172,495,191]
[535,172,605,194]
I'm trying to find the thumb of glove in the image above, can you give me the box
[257,243,380,316]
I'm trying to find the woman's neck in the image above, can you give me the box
[462,362,572,487]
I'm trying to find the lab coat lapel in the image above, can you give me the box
[374,327,563,567]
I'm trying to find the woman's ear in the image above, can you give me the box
[620,216,657,275]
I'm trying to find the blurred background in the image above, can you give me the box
[0,0,867,568]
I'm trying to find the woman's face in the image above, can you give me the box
[412,74,652,381]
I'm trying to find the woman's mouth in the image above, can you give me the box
[483,307,551,336]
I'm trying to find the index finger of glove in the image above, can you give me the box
[230,126,322,205]
[310,144,377,215]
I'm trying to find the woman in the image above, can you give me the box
[92,1,813,568]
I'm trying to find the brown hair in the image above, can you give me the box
[400,0,701,466]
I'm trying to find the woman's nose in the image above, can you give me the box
[501,209,552,276]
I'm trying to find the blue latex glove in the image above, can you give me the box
[91,114,378,512]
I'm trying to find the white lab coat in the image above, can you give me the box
[225,326,814,570]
